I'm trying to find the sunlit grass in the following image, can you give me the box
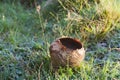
[100,0,120,20]
[56,0,120,43]
[0,0,120,80]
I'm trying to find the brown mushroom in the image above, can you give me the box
[49,37,85,69]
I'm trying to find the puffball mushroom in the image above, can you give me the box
[49,37,85,69]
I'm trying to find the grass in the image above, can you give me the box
[0,0,120,80]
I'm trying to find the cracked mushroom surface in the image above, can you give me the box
[50,37,85,69]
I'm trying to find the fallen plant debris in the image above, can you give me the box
[109,48,120,52]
